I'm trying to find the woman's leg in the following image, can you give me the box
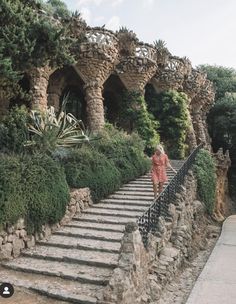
[153,182,158,199]
[158,182,164,194]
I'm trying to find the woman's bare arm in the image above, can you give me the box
[167,161,177,174]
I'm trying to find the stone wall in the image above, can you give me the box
[100,172,211,304]
[213,148,233,221]
[0,188,92,261]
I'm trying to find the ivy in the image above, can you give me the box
[119,91,160,155]
[193,149,216,214]
[145,86,189,159]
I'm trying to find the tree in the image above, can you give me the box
[145,85,189,159]
[200,65,236,199]
[198,65,236,100]
[0,0,76,100]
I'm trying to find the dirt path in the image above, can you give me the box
[157,225,221,304]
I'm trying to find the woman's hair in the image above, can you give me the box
[156,144,164,154]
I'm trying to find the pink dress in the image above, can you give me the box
[151,153,169,183]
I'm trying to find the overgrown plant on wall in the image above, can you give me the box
[120,91,160,155]
[0,0,82,102]
[145,86,189,159]
[193,149,216,214]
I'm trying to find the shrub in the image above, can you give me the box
[0,153,69,232]
[145,87,189,159]
[0,106,29,153]
[92,124,150,183]
[59,125,150,202]
[193,149,216,214]
[120,91,160,155]
[60,145,122,202]
[26,103,90,154]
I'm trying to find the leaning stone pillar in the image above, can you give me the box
[75,28,119,132]
[84,82,105,131]
[186,110,197,151]
[191,111,207,146]
[29,66,52,111]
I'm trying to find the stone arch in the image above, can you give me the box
[103,74,126,125]
[47,66,86,122]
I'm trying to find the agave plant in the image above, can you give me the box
[25,97,90,153]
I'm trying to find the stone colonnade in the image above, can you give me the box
[0,27,216,148]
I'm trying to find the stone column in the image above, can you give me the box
[213,149,231,221]
[29,66,52,111]
[75,28,119,132]
[84,82,105,131]
[186,109,197,151]
[192,111,207,146]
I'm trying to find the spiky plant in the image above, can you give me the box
[25,96,90,153]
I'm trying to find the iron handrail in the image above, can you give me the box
[137,143,203,247]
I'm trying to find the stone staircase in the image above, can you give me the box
[0,161,184,304]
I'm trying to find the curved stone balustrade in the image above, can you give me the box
[116,42,157,93]
[151,56,192,91]
[78,28,119,62]
[135,43,157,63]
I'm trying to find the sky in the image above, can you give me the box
[62,0,236,69]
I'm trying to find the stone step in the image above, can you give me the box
[23,246,119,268]
[100,199,151,207]
[93,204,147,212]
[83,208,143,218]
[3,257,113,286]
[65,220,125,232]
[74,214,135,225]
[119,187,153,192]
[108,194,153,201]
[114,190,154,196]
[54,226,123,242]
[38,234,121,253]
[0,267,100,304]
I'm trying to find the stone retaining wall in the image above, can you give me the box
[100,171,211,304]
[0,188,92,261]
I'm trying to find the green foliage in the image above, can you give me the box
[25,102,90,154]
[59,125,150,202]
[0,106,29,153]
[207,96,236,151]
[92,124,151,183]
[0,153,69,232]
[46,0,71,19]
[145,86,189,159]
[193,149,216,214]
[0,0,76,98]
[120,91,160,155]
[198,65,236,100]
[201,65,236,199]
[60,146,121,202]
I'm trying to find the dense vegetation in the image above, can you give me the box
[199,65,236,199]
[145,85,189,159]
[0,0,80,103]
[0,107,150,229]
[119,91,159,155]
[193,149,216,214]
[0,153,69,232]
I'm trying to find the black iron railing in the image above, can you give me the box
[137,144,203,247]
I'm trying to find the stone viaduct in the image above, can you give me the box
[0,25,215,149]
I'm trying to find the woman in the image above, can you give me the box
[151,144,177,200]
